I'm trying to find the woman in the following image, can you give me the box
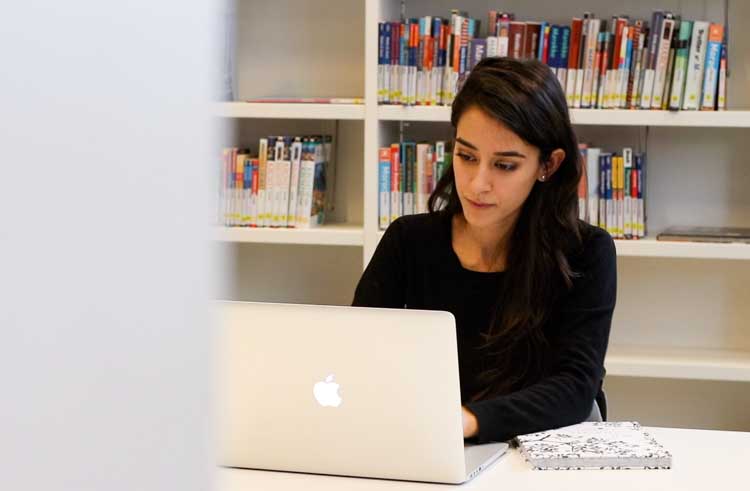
[352,57,617,444]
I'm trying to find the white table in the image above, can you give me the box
[216,427,749,490]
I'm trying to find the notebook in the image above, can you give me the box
[656,226,750,244]
[515,422,672,470]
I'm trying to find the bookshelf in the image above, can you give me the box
[221,0,750,431]
[217,102,366,120]
[378,106,750,127]
[605,346,750,382]
[216,223,364,246]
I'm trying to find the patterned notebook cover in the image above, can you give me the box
[516,422,672,470]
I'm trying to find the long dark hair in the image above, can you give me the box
[427,57,585,400]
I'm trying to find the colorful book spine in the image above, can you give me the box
[250,158,259,227]
[635,153,645,238]
[378,148,391,230]
[701,23,724,110]
[390,143,401,222]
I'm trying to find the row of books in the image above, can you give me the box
[378,10,727,111]
[220,135,334,228]
[377,141,647,240]
[578,145,646,240]
[377,141,452,230]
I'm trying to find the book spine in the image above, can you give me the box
[636,153,645,238]
[623,148,633,239]
[641,11,664,109]
[288,138,302,228]
[660,25,678,109]
[577,145,588,221]
[548,25,560,75]
[378,148,391,230]
[586,148,600,226]
[378,23,384,103]
[625,22,641,108]
[566,18,582,107]
[598,153,607,230]
[416,143,427,214]
[596,31,610,108]
[701,23,724,110]
[682,21,709,110]
[606,154,614,236]
[295,139,315,228]
[651,17,675,109]
[558,26,570,92]
[718,42,728,110]
[400,22,409,105]
[390,143,401,222]
[541,23,551,63]
[669,20,692,110]
[278,137,292,227]
[250,159,258,227]
[435,141,446,183]
[581,18,600,108]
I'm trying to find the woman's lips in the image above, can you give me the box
[466,198,495,209]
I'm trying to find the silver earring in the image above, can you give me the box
[540,174,546,181]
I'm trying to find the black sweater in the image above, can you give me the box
[351,210,617,443]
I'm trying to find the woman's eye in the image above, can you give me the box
[495,162,516,171]
[456,152,476,162]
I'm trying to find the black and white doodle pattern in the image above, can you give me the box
[516,421,672,470]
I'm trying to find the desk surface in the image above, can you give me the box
[216,427,748,491]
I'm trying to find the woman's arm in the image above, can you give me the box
[465,231,617,443]
[351,219,407,308]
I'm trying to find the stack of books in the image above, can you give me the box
[378,141,452,229]
[378,142,647,240]
[220,135,334,228]
[378,10,727,111]
[578,145,646,240]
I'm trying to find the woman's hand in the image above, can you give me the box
[462,406,479,439]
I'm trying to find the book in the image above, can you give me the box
[516,421,672,470]
[378,148,391,230]
[682,21,710,110]
[669,20,693,110]
[701,23,724,110]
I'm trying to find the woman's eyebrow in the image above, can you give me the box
[455,137,527,158]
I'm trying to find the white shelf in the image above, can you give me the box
[606,345,750,382]
[216,223,364,246]
[216,102,365,120]
[615,237,750,260]
[375,230,750,261]
[378,105,750,127]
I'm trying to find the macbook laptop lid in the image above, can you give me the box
[216,301,507,484]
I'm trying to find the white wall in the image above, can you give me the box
[0,1,219,490]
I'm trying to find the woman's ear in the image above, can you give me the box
[537,149,566,182]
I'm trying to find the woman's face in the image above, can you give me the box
[453,105,545,232]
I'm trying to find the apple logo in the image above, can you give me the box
[313,374,342,407]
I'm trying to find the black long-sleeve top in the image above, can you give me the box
[351,210,617,443]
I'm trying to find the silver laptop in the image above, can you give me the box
[216,301,508,484]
